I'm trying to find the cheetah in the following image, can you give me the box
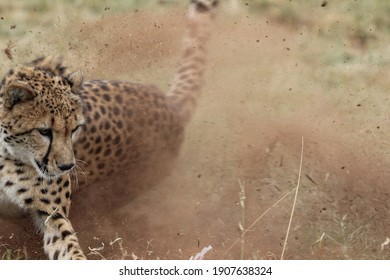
[0,0,217,259]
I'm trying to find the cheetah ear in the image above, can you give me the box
[3,82,35,109]
[67,70,83,94]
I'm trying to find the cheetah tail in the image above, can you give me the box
[28,55,69,77]
[167,0,218,125]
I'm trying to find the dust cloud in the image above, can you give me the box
[1,7,389,260]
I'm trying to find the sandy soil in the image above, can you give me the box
[1,7,390,260]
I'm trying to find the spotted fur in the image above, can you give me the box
[0,0,217,260]
[0,66,86,259]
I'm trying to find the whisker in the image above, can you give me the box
[75,163,88,186]
[70,169,79,191]
[75,164,87,175]
[76,159,89,166]
[75,166,87,179]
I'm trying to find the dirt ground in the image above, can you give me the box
[1,5,390,260]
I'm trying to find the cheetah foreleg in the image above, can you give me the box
[33,209,86,260]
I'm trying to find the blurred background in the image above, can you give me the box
[0,0,389,260]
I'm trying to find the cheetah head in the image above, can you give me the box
[0,66,85,178]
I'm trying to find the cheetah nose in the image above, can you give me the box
[57,163,75,171]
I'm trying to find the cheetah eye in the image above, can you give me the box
[37,128,52,137]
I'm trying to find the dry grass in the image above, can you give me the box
[0,244,28,260]
[222,187,297,258]
[238,180,246,259]
[281,137,304,260]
